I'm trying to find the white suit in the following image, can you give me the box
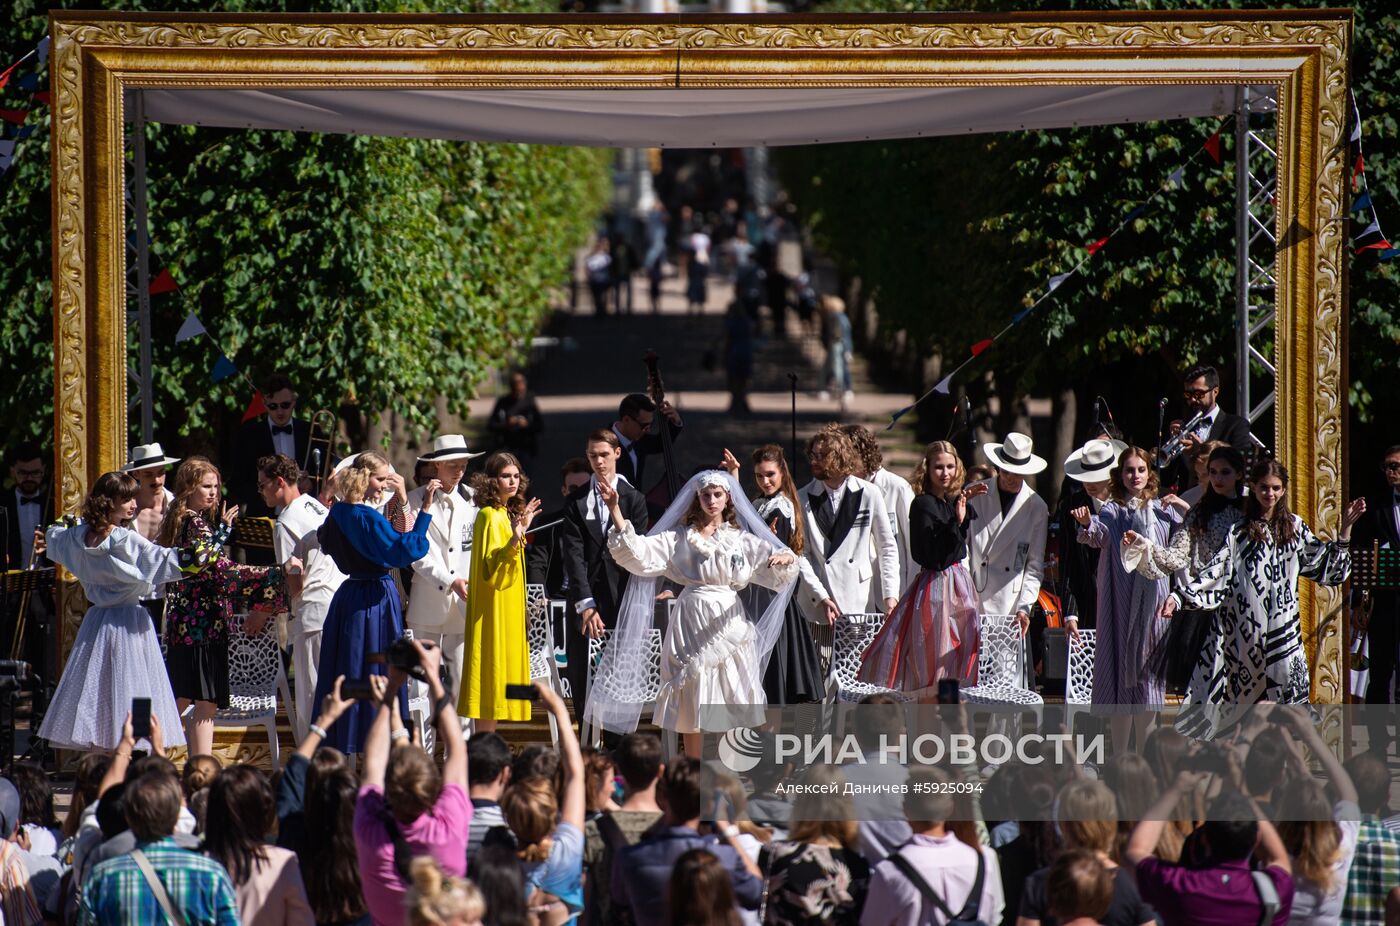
[868,467,916,594]
[796,476,902,620]
[963,479,1048,617]
[405,483,478,703]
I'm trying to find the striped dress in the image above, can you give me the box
[1078,497,1181,712]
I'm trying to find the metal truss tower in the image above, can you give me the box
[1234,85,1277,449]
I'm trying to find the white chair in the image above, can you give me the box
[824,612,915,705]
[962,613,1043,738]
[581,627,665,749]
[526,583,563,745]
[1066,627,1097,737]
[214,612,292,768]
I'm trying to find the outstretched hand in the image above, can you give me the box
[597,479,620,511]
[1341,498,1367,536]
[720,449,741,478]
[1071,506,1091,527]
[220,502,240,526]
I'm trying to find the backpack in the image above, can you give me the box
[887,844,989,926]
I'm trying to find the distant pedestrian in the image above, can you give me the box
[724,300,754,416]
[586,237,613,316]
[487,371,544,470]
[820,295,854,408]
[687,228,712,315]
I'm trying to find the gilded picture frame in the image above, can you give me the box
[47,11,1353,757]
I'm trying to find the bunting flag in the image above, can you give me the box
[1351,93,1363,143]
[0,140,14,171]
[1380,248,1400,262]
[241,390,268,424]
[1164,166,1185,190]
[1356,239,1392,254]
[932,373,954,395]
[211,354,238,383]
[174,311,206,343]
[1352,191,1372,214]
[1203,129,1223,164]
[1047,272,1072,293]
[15,72,38,92]
[149,268,179,294]
[0,109,28,125]
[1354,220,1381,242]
[1087,237,1109,255]
[1124,204,1147,223]
[32,90,48,106]
[0,61,18,91]
[36,38,49,69]
[970,339,994,357]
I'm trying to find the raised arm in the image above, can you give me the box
[537,685,584,831]
[361,673,402,790]
[413,640,467,789]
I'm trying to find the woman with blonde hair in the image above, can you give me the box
[314,451,435,755]
[858,440,987,691]
[1070,447,1182,753]
[757,765,868,926]
[1017,780,1155,926]
[160,457,289,756]
[461,451,541,731]
[407,857,485,926]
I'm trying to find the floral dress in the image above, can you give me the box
[758,841,869,926]
[165,512,286,706]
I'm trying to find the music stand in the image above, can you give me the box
[2,568,53,773]
[232,517,276,551]
[1351,545,1400,591]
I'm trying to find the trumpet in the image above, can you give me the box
[302,409,337,498]
[1154,410,1207,468]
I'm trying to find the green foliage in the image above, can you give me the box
[0,0,611,449]
[779,0,1400,445]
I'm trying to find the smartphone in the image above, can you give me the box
[131,697,152,740]
[340,678,376,700]
[937,678,960,705]
[504,683,539,701]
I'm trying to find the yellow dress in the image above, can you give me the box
[460,506,532,722]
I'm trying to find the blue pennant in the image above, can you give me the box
[211,354,238,383]
[1352,191,1373,214]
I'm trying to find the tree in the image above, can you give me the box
[0,0,611,456]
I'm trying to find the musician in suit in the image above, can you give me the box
[1164,364,1252,490]
[231,372,312,518]
[965,432,1049,641]
[795,425,901,663]
[1360,444,1400,750]
[611,392,684,491]
[404,434,484,706]
[2,440,54,681]
[561,429,650,719]
[526,457,593,599]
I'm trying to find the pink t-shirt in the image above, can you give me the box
[354,783,472,926]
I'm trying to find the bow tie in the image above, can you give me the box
[17,495,40,506]
[271,424,294,435]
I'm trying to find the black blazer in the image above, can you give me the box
[560,480,650,626]
[1206,410,1253,452]
[0,486,54,571]
[231,417,312,516]
[525,505,570,599]
[613,420,683,490]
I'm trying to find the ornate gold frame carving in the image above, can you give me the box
[48,11,1352,698]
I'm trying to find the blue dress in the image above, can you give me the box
[313,501,431,754]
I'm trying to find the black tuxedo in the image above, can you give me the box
[560,479,649,713]
[1,486,53,572]
[525,506,570,599]
[1360,490,1400,715]
[612,420,683,491]
[1,485,55,681]
[232,417,313,517]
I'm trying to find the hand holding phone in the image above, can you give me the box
[131,697,152,740]
[937,678,960,705]
[505,683,539,701]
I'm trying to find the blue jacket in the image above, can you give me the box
[611,825,762,926]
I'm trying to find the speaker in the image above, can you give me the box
[1043,627,1068,680]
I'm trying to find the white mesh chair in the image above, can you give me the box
[961,613,1043,737]
[1065,627,1097,736]
[581,627,665,749]
[214,612,291,768]
[824,612,915,705]
[526,584,564,745]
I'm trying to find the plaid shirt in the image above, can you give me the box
[78,838,239,926]
[0,841,42,926]
[1342,818,1400,926]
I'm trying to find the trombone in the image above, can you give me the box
[302,409,337,497]
[1154,410,1207,468]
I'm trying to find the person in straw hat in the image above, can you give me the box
[965,432,1049,643]
[405,434,484,707]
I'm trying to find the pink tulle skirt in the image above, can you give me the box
[857,564,980,692]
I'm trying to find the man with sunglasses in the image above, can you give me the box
[1164,364,1251,490]
[610,392,684,493]
[232,372,313,519]
[1360,445,1400,748]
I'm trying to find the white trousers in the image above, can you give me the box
[291,628,323,743]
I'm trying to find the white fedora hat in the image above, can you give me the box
[1064,438,1130,482]
[983,432,1048,476]
[417,434,485,463]
[332,452,361,476]
[123,442,181,472]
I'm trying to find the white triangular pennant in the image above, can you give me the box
[1047,272,1072,293]
[175,311,207,343]
[0,140,15,171]
[933,373,954,395]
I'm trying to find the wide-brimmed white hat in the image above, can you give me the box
[416,434,485,463]
[332,452,361,476]
[123,442,180,472]
[983,432,1047,476]
[1064,438,1130,482]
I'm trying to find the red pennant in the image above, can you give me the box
[1356,239,1392,254]
[0,108,28,124]
[1087,237,1110,255]
[0,61,17,90]
[1354,152,1365,178]
[33,91,49,106]
[148,268,178,294]
[1203,130,1222,164]
[970,339,994,357]
[241,390,267,424]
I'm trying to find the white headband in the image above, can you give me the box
[696,471,731,495]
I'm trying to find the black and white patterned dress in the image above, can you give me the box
[1173,514,1350,740]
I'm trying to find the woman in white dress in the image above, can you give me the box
[39,471,240,751]
[591,470,799,758]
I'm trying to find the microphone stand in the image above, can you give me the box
[1156,398,1168,450]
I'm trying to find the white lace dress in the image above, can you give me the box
[607,522,798,733]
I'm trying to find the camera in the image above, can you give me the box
[1180,742,1231,775]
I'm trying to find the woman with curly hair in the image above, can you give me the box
[459,452,541,731]
[160,458,291,757]
[40,470,236,751]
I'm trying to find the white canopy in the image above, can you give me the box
[133,84,1272,147]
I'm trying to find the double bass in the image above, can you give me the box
[642,350,682,514]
